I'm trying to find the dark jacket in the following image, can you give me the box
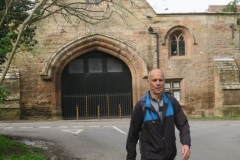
[126,91,191,160]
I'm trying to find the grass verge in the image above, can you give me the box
[0,135,46,160]
[187,116,240,120]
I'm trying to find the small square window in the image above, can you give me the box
[173,90,180,101]
[164,80,181,101]
[173,82,180,88]
[107,58,122,72]
[89,59,102,73]
[164,82,171,89]
[69,59,84,73]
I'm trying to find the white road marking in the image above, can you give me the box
[3,127,13,129]
[2,123,240,130]
[20,127,33,128]
[73,126,83,128]
[113,126,127,135]
[39,126,51,128]
[62,129,83,134]
[55,126,68,128]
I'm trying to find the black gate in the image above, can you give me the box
[62,93,132,119]
[61,50,133,119]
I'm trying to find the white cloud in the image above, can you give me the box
[147,0,234,13]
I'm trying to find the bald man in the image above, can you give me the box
[126,68,191,160]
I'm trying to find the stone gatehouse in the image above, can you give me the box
[1,1,240,120]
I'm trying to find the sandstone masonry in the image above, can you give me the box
[1,1,240,120]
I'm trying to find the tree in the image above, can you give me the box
[0,0,36,66]
[0,0,37,103]
[222,0,237,13]
[222,0,240,24]
[0,0,138,85]
[222,0,240,45]
[222,0,238,13]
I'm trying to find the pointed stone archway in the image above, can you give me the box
[41,34,148,118]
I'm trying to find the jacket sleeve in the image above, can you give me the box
[126,101,144,160]
[172,97,191,148]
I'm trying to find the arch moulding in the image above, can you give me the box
[41,33,148,116]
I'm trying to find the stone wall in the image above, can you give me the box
[4,1,240,119]
[214,57,240,116]
[0,67,20,120]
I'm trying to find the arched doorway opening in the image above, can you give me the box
[41,34,148,119]
[61,50,132,119]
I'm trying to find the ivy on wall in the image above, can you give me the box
[0,85,11,104]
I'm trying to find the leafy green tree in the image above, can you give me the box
[222,0,240,25]
[222,0,240,44]
[0,0,138,105]
[0,0,35,104]
[0,31,13,65]
[222,0,238,13]
[0,0,37,65]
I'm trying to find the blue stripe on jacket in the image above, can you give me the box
[163,93,174,117]
[143,92,174,122]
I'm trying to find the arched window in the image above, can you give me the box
[171,33,185,56]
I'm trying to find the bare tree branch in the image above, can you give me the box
[0,0,141,84]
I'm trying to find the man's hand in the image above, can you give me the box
[182,145,190,160]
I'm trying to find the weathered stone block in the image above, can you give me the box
[0,101,20,120]
[222,105,240,116]
[0,67,20,120]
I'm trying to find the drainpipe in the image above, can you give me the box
[148,26,159,68]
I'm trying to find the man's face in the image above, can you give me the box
[147,69,165,96]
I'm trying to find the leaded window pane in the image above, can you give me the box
[89,59,102,73]
[164,82,171,89]
[179,39,185,56]
[69,59,84,73]
[107,58,122,72]
[173,90,180,101]
[171,33,185,56]
[171,40,177,56]
[173,82,180,88]
[180,35,184,41]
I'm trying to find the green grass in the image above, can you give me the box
[0,135,47,160]
[187,116,240,120]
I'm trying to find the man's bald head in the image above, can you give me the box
[148,68,165,80]
[147,68,165,100]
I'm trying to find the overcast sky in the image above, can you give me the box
[147,0,235,13]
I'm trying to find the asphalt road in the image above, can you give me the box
[0,119,240,160]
